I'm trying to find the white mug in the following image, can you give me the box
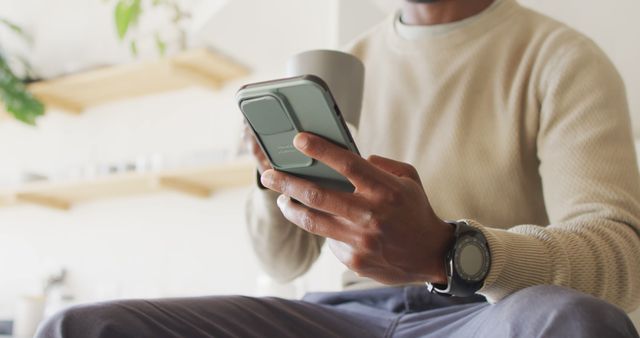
[286,50,365,129]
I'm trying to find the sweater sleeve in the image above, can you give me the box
[472,38,640,312]
[245,186,325,283]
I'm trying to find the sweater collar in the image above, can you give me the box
[395,0,505,40]
[386,0,520,55]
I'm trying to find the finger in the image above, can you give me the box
[246,142,270,173]
[251,142,270,173]
[293,132,386,188]
[243,125,271,173]
[262,170,368,222]
[277,195,354,244]
[242,125,260,152]
[242,121,255,144]
[367,155,421,183]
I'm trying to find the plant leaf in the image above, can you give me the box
[0,55,44,125]
[154,33,166,56]
[0,17,23,34]
[130,40,138,57]
[114,0,142,40]
[114,1,129,39]
[0,17,33,45]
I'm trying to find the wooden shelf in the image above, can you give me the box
[1,48,249,116]
[0,158,256,211]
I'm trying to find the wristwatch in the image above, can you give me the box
[427,220,491,297]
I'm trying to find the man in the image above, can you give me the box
[38,0,640,337]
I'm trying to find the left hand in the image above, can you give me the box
[260,132,455,285]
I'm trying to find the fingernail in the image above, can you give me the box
[277,194,287,208]
[293,133,309,150]
[261,170,274,187]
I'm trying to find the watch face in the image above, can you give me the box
[454,236,490,282]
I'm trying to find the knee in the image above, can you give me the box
[35,302,130,338]
[496,285,637,338]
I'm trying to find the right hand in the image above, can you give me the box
[242,120,272,174]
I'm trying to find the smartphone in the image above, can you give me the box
[237,74,359,192]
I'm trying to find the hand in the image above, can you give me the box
[242,121,271,174]
[260,132,455,285]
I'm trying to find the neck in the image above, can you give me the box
[401,0,496,25]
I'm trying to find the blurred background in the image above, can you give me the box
[0,0,639,335]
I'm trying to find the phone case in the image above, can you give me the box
[237,75,359,192]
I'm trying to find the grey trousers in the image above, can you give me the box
[36,285,638,338]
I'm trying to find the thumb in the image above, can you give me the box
[367,155,421,183]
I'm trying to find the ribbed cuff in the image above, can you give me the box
[462,219,554,303]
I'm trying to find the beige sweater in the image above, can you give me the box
[246,0,640,312]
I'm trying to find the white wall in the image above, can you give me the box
[334,0,387,47]
[0,188,257,304]
[193,0,336,75]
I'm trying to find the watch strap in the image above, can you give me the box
[427,220,490,297]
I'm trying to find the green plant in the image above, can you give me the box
[110,0,190,57]
[0,18,44,125]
